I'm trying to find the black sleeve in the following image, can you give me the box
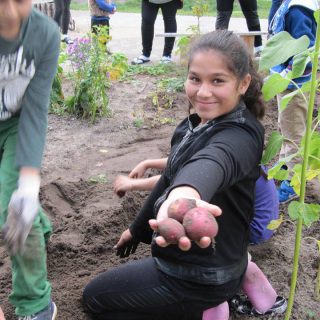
[169,124,263,202]
[129,174,168,244]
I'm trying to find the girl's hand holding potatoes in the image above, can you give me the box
[149,195,221,251]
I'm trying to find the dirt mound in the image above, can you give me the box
[0,75,319,320]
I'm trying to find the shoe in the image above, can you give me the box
[278,180,298,203]
[61,35,73,44]
[131,55,150,65]
[160,55,172,63]
[254,45,263,56]
[229,295,287,316]
[18,301,57,320]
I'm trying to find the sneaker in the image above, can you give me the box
[131,55,150,65]
[18,301,57,320]
[278,180,298,203]
[61,35,73,44]
[160,55,172,63]
[229,295,287,316]
[254,45,263,58]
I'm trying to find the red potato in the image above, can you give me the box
[157,218,186,244]
[182,207,218,241]
[167,198,197,222]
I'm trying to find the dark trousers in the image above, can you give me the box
[91,19,110,35]
[215,0,262,47]
[141,0,181,57]
[83,257,244,320]
[53,0,71,34]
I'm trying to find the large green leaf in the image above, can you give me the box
[288,201,320,227]
[279,82,311,111]
[259,32,310,71]
[261,131,284,164]
[292,51,310,78]
[268,162,289,180]
[262,73,291,101]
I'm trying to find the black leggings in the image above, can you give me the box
[83,257,243,320]
[215,0,262,47]
[53,0,71,35]
[141,0,181,57]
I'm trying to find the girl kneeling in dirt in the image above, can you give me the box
[83,30,275,320]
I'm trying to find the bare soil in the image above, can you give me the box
[0,65,319,320]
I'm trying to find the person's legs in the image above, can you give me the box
[53,0,64,27]
[276,90,307,202]
[238,0,262,48]
[229,261,287,316]
[160,0,179,58]
[0,306,4,320]
[141,0,159,57]
[242,262,277,313]
[91,19,110,35]
[83,257,185,320]
[0,121,52,317]
[202,301,229,320]
[215,0,233,30]
[83,257,237,320]
[61,0,71,35]
[277,90,308,170]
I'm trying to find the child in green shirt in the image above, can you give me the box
[0,0,60,318]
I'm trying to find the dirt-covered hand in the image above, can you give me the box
[2,175,40,255]
[113,175,133,197]
[114,229,139,258]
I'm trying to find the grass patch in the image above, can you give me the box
[71,0,272,19]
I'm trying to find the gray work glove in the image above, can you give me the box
[2,175,40,255]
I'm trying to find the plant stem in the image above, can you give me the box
[284,12,320,320]
[315,255,320,300]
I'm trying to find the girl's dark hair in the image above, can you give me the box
[188,30,265,119]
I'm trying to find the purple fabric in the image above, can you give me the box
[250,172,279,244]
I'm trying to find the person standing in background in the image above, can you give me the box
[269,0,318,203]
[132,0,183,65]
[88,0,116,36]
[215,0,263,56]
[54,0,73,44]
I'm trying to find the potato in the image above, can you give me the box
[182,207,218,241]
[157,218,186,244]
[167,198,197,222]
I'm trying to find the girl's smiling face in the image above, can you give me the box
[185,50,251,124]
[0,0,32,40]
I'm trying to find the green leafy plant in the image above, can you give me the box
[89,174,107,184]
[157,76,185,93]
[175,0,209,65]
[122,63,177,80]
[65,26,128,122]
[50,46,68,115]
[259,11,320,319]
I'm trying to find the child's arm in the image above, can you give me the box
[95,0,116,13]
[113,175,161,197]
[129,158,168,178]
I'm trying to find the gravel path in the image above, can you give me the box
[69,10,268,63]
